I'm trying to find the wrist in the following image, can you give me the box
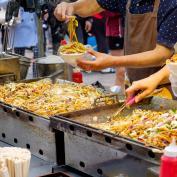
[153,66,170,84]
[109,56,121,67]
[72,1,80,14]
[71,2,76,13]
[149,72,165,86]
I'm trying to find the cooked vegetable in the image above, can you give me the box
[90,109,177,149]
[0,79,105,118]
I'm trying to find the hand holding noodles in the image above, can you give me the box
[59,16,86,54]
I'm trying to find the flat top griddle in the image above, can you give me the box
[51,97,177,164]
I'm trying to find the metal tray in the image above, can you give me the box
[0,78,55,162]
[0,77,117,163]
[0,77,118,120]
[51,97,177,164]
[0,53,20,80]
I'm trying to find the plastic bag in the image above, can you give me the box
[168,63,177,96]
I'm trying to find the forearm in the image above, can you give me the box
[112,44,173,68]
[72,0,103,17]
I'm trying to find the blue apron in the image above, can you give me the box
[10,8,38,48]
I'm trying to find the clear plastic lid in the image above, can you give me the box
[164,137,177,157]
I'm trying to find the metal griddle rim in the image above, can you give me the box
[0,77,115,120]
[0,100,49,120]
[53,114,163,152]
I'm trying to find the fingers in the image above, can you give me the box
[54,3,73,21]
[54,4,63,21]
[61,4,67,20]
[85,22,92,32]
[126,82,141,100]
[87,48,99,57]
[85,24,89,32]
[66,6,74,16]
[77,58,96,71]
[126,80,154,103]
[135,89,152,103]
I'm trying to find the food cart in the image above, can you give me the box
[1,0,177,176]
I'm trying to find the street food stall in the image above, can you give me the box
[1,0,177,177]
[0,75,177,176]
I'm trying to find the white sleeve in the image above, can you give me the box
[0,0,9,7]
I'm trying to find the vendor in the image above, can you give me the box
[54,0,177,88]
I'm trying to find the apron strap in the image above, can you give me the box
[126,0,131,11]
[153,0,160,13]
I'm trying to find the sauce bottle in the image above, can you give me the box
[160,138,177,177]
[72,68,83,83]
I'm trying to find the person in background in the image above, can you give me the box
[42,3,66,55]
[42,8,49,54]
[104,11,125,92]
[0,0,8,49]
[10,7,38,57]
[78,17,91,45]
[92,13,109,55]
[84,13,109,73]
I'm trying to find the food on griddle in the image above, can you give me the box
[59,16,86,54]
[90,109,177,149]
[0,79,106,118]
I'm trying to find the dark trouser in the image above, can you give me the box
[14,47,25,56]
[14,46,39,58]
[53,43,60,55]
[14,46,39,77]
[76,18,89,45]
[92,17,109,54]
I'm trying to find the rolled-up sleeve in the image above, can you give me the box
[96,0,120,12]
[157,8,177,48]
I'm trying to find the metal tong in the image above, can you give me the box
[113,96,136,117]
[113,88,163,118]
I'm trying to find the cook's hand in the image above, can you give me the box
[126,76,159,103]
[77,49,113,71]
[85,20,92,32]
[54,2,74,21]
